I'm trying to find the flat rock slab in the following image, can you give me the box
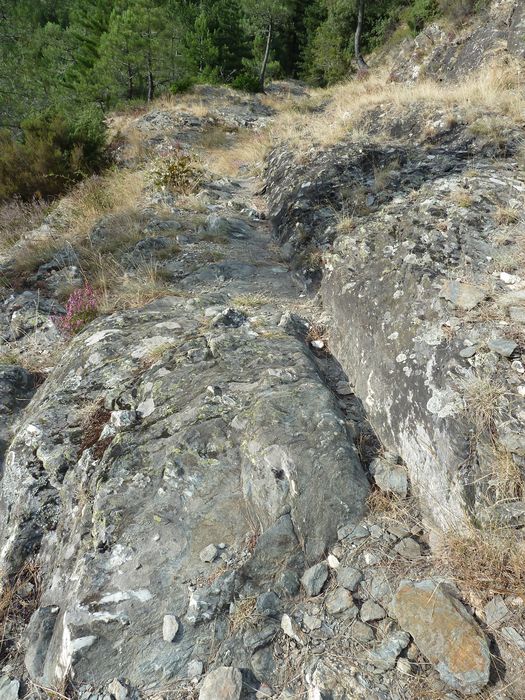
[393,579,490,695]
[199,666,242,700]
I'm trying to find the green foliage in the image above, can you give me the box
[0,107,107,201]
[170,77,196,95]
[232,71,261,93]
[404,0,439,33]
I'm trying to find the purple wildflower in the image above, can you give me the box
[56,284,99,335]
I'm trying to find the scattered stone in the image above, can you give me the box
[108,679,128,700]
[368,630,410,671]
[372,458,408,497]
[337,566,363,592]
[256,684,274,699]
[360,600,386,622]
[337,523,369,542]
[393,579,490,694]
[509,306,525,323]
[396,658,412,675]
[484,596,509,629]
[350,620,375,643]
[162,614,179,642]
[188,659,204,679]
[275,570,300,598]
[439,280,486,311]
[199,666,242,700]
[501,626,525,651]
[310,339,325,350]
[200,544,219,563]
[301,562,329,597]
[459,345,477,358]
[0,677,19,700]
[487,337,517,358]
[512,360,525,374]
[281,614,306,645]
[500,272,519,285]
[256,592,281,618]
[304,613,322,631]
[325,588,357,616]
[394,537,422,560]
[327,554,339,569]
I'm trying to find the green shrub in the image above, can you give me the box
[0,105,108,202]
[438,0,489,20]
[170,76,196,95]
[231,71,261,93]
[404,0,440,33]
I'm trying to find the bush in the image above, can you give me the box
[149,149,203,194]
[404,0,440,33]
[438,0,489,20]
[0,105,108,202]
[170,76,196,95]
[231,71,261,93]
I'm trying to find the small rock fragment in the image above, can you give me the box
[396,658,412,675]
[162,614,179,642]
[256,592,281,618]
[360,600,386,622]
[310,339,324,350]
[439,280,486,311]
[301,562,329,597]
[484,596,509,629]
[303,613,322,631]
[394,537,421,560]
[337,523,369,542]
[337,566,363,592]
[459,346,477,358]
[368,630,410,671]
[335,381,353,395]
[200,544,219,563]
[327,554,339,569]
[501,626,525,651]
[325,587,357,616]
[199,666,243,700]
[350,620,375,643]
[487,337,517,358]
[188,659,204,679]
[281,614,306,645]
[372,458,408,497]
[108,679,129,700]
[0,677,20,700]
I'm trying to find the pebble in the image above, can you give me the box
[487,337,517,357]
[459,345,477,358]
[512,360,525,373]
[256,591,281,618]
[310,339,324,349]
[303,613,322,631]
[199,666,243,700]
[188,659,204,679]
[200,544,219,563]
[501,626,525,651]
[337,523,369,542]
[327,554,339,569]
[281,614,306,645]
[396,658,412,675]
[484,596,509,628]
[337,566,363,592]
[301,562,329,597]
[367,630,410,671]
[325,587,357,616]
[360,600,386,622]
[162,614,179,642]
[350,620,375,643]
[108,679,128,700]
[394,537,422,560]
[0,677,20,700]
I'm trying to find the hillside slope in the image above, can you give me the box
[0,3,524,699]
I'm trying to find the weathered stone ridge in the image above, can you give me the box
[266,103,525,530]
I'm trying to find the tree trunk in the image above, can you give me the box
[147,70,154,101]
[354,0,368,71]
[127,64,134,100]
[259,21,272,93]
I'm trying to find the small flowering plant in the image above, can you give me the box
[56,284,99,335]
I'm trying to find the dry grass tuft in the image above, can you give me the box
[0,560,41,664]
[203,128,271,177]
[0,198,49,252]
[458,371,507,434]
[229,596,259,633]
[440,527,525,599]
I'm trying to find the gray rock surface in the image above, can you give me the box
[199,666,243,700]
[301,562,329,597]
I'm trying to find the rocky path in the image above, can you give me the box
[0,91,524,699]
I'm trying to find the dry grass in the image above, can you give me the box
[0,198,49,252]
[95,259,174,312]
[440,527,525,599]
[494,206,521,226]
[229,596,258,633]
[0,560,41,664]
[459,371,507,434]
[450,189,474,208]
[267,58,525,152]
[203,129,271,177]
